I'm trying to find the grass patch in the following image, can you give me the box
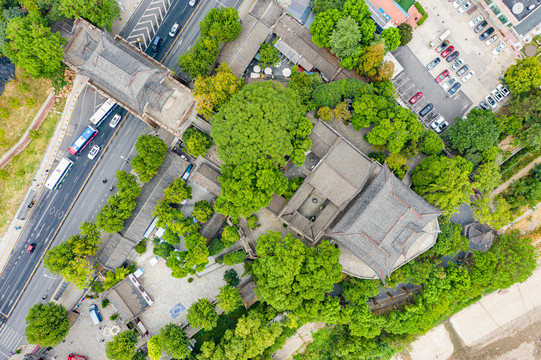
[0,97,65,235]
[417,13,429,25]
[414,2,426,15]
[0,68,53,159]
[398,0,416,11]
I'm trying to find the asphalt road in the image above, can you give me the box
[391,45,473,127]
[0,87,148,359]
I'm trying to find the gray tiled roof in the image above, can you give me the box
[328,164,442,282]
[97,233,136,270]
[467,222,493,252]
[106,278,149,321]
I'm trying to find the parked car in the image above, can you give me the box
[461,70,474,82]
[480,27,495,41]
[442,77,456,90]
[491,89,504,102]
[492,41,506,56]
[420,103,434,117]
[485,95,497,108]
[453,0,465,8]
[435,121,449,133]
[485,35,498,46]
[430,116,445,129]
[458,2,472,13]
[473,20,488,33]
[109,113,121,128]
[441,46,455,57]
[436,40,450,52]
[169,23,180,37]
[426,57,441,70]
[456,65,469,77]
[468,15,484,27]
[26,244,35,254]
[409,92,423,104]
[497,84,510,97]
[448,82,462,96]
[436,70,450,83]
[479,101,490,110]
[88,145,100,160]
[446,51,460,62]
[451,58,464,71]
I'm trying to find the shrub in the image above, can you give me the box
[8,97,21,110]
[246,214,258,229]
[188,277,194,283]
[0,107,10,120]
[17,81,30,92]
[102,298,110,308]
[25,97,37,108]
[110,313,119,321]
[91,281,105,294]
[417,13,428,25]
[221,225,240,247]
[259,43,280,68]
[414,2,426,15]
[208,238,225,256]
[220,250,246,265]
[135,240,147,254]
[224,268,240,287]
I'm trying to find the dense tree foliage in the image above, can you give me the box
[0,6,23,55]
[397,23,413,46]
[193,63,244,118]
[503,163,541,212]
[412,155,473,217]
[221,225,239,247]
[504,57,541,95]
[200,7,241,43]
[381,27,400,52]
[43,241,76,275]
[182,127,212,158]
[68,221,100,257]
[59,0,120,31]
[5,13,65,79]
[258,43,280,67]
[192,200,213,223]
[218,284,243,314]
[223,268,240,287]
[25,303,70,347]
[430,222,469,257]
[445,109,500,154]
[421,130,444,155]
[178,36,220,78]
[311,0,346,13]
[148,323,191,360]
[471,196,513,230]
[252,232,342,317]
[95,171,141,233]
[131,134,167,183]
[473,160,501,194]
[329,16,361,58]
[105,330,138,360]
[287,70,323,105]
[187,298,219,330]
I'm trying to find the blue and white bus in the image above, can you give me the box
[90,98,117,126]
[68,126,98,155]
[45,158,74,190]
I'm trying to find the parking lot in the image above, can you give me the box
[405,0,518,109]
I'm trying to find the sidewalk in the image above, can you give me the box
[0,75,89,277]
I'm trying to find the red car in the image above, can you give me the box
[68,355,88,360]
[26,244,35,254]
[409,92,423,104]
[441,46,455,58]
[435,70,450,83]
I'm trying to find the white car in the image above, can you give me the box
[431,118,444,129]
[442,77,456,90]
[491,89,504,102]
[189,0,196,6]
[453,0,465,8]
[461,70,474,82]
[485,35,498,46]
[435,121,449,133]
[468,15,484,27]
[492,41,506,56]
[109,113,121,128]
[169,23,180,37]
[451,58,464,71]
[497,84,510,97]
[458,1,471,13]
[88,145,100,160]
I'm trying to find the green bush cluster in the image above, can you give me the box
[216,250,246,265]
[208,238,225,256]
[135,240,147,254]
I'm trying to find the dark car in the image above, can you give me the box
[479,101,490,110]
[419,103,434,117]
[446,51,460,62]
[448,82,462,96]
[479,27,495,41]
[435,70,450,83]
[474,20,488,33]
[441,46,455,57]
[426,57,441,70]
[436,40,450,52]
[456,65,469,77]
[151,36,163,52]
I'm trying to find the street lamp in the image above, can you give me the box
[120,155,130,163]
[137,38,142,52]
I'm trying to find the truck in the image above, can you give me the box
[430,30,452,48]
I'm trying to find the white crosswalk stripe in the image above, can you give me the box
[125,0,177,50]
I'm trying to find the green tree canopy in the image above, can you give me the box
[471,196,513,230]
[187,298,218,330]
[356,43,384,78]
[397,23,413,46]
[25,303,70,347]
[131,134,167,183]
[178,36,220,78]
[310,9,343,48]
[150,323,191,360]
[381,27,400,52]
[193,200,213,223]
[445,109,500,154]
[252,231,342,314]
[200,7,241,43]
[471,230,537,290]
[217,284,243,314]
[221,225,239,247]
[258,43,280,67]
[412,155,474,217]
[162,178,192,204]
[311,0,346,13]
[5,13,65,79]
[329,16,361,58]
[430,222,469,257]
[193,63,244,118]
[212,81,312,167]
[43,242,76,275]
[182,127,212,158]
[68,221,101,257]
[473,161,501,194]
[504,57,541,96]
[421,130,444,155]
[287,70,323,105]
[105,330,138,360]
[59,0,120,31]
[61,257,94,289]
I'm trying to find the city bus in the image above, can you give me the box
[68,126,98,155]
[45,158,74,190]
[89,98,117,126]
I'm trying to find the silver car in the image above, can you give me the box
[109,113,121,128]
[88,145,100,160]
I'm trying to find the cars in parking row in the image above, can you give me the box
[462,8,507,56]
[479,84,510,109]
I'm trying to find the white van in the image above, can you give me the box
[89,304,103,325]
